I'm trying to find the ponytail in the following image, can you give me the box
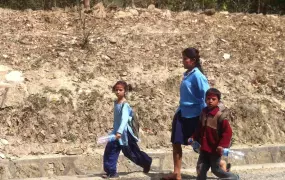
[127,84,133,92]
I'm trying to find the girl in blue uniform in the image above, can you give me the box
[102,81,152,179]
[162,48,210,180]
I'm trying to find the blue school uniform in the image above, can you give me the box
[111,102,138,146]
[172,67,210,145]
[103,102,152,176]
[178,67,210,118]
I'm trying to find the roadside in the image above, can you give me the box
[10,163,285,180]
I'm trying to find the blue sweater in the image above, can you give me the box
[112,102,138,146]
[178,67,210,118]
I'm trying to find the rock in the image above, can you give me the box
[223,53,231,60]
[0,153,5,159]
[0,139,9,145]
[102,54,111,60]
[108,37,117,44]
[204,9,216,16]
[5,71,24,84]
[147,4,156,10]
[266,14,278,19]
[176,11,191,20]
[140,12,151,18]
[162,10,172,19]
[93,2,106,19]
[0,65,11,79]
[220,11,229,15]
[66,148,84,155]
[58,52,66,57]
[121,72,128,76]
[114,11,133,19]
[106,52,115,59]
[129,9,139,16]
[0,65,11,72]
[269,47,276,52]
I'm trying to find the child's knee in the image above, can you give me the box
[211,167,224,176]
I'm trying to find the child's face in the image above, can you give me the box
[114,84,125,99]
[182,55,195,70]
[206,95,219,109]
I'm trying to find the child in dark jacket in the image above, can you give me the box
[188,88,239,180]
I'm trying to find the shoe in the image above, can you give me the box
[102,173,119,179]
[143,159,152,173]
[226,163,231,172]
[143,164,151,173]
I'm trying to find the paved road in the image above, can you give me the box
[11,163,285,180]
[237,168,285,180]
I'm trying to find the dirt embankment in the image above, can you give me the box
[0,6,284,156]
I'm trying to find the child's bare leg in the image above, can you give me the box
[219,159,227,172]
[162,144,182,180]
[173,144,182,179]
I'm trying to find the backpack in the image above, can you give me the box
[216,103,233,148]
[121,103,140,138]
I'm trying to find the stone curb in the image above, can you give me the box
[1,145,285,179]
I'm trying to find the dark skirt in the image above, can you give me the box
[171,111,200,145]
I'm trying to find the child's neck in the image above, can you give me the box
[117,97,126,104]
[186,67,194,74]
[207,106,218,111]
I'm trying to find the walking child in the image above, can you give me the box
[102,81,152,179]
[162,47,210,180]
[189,88,239,180]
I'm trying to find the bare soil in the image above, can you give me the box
[0,6,284,156]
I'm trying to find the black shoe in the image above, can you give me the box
[143,160,152,173]
[102,173,119,179]
[226,163,231,172]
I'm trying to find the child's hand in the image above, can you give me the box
[188,137,194,145]
[115,133,121,140]
[216,146,224,156]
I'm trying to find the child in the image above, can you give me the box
[162,47,210,180]
[102,81,152,179]
[188,88,239,180]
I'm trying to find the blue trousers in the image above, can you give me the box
[103,132,152,176]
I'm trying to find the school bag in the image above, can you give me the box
[121,103,140,138]
[216,103,233,148]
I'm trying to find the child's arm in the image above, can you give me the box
[218,120,232,148]
[194,75,210,105]
[190,119,202,143]
[116,104,130,137]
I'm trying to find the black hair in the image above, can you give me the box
[206,88,221,100]
[112,81,133,95]
[182,47,204,74]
